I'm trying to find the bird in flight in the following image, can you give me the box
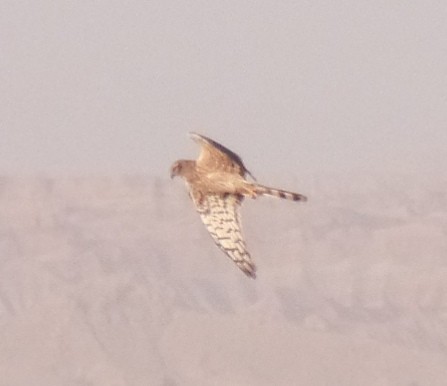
[170,133,307,279]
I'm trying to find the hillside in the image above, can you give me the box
[0,174,446,385]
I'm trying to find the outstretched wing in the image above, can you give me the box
[190,132,256,180]
[190,190,256,278]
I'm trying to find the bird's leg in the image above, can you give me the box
[241,184,258,199]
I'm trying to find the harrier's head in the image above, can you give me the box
[170,160,195,179]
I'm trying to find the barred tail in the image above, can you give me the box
[255,184,307,202]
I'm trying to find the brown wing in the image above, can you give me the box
[190,190,256,278]
[190,132,256,180]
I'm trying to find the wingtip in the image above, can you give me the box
[189,132,202,141]
[247,271,257,279]
[241,263,257,279]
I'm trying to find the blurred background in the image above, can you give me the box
[1,0,446,176]
[1,1,447,385]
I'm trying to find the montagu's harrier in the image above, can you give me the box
[170,133,307,279]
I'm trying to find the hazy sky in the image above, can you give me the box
[2,1,446,177]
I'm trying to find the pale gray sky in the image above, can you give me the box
[1,1,446,177]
